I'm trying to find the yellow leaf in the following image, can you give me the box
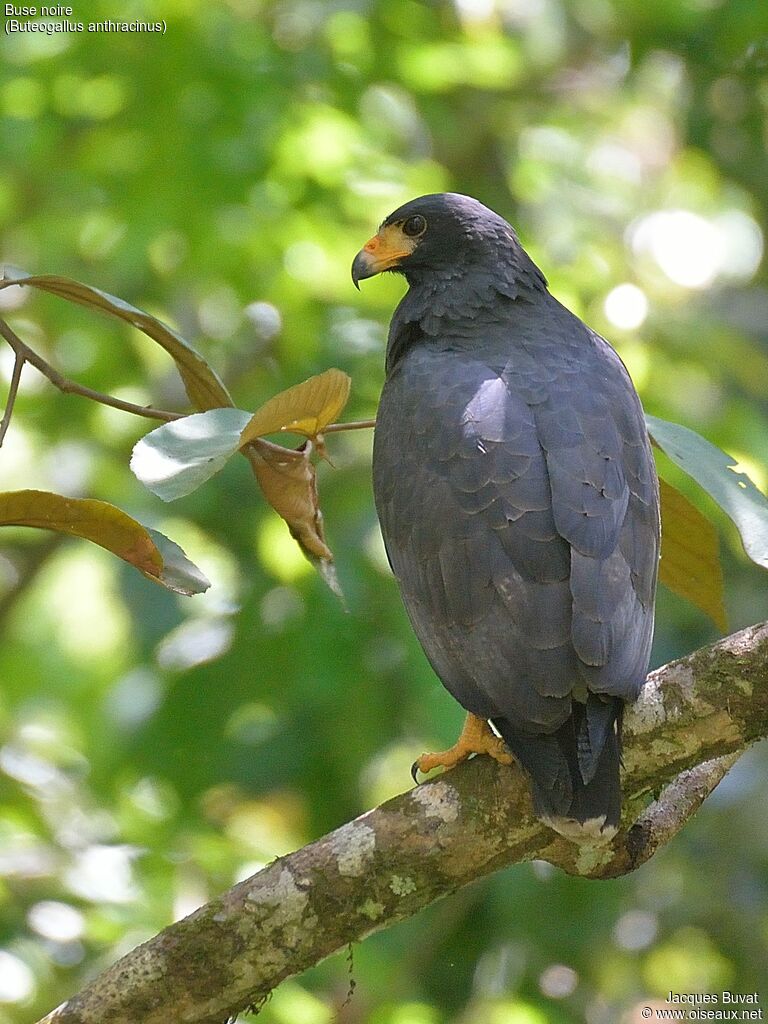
[659,477,727,632]
[0,489,161,572]
[240,369,351,446]
[0,489,209,595]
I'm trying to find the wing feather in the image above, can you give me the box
[373,308,659,736]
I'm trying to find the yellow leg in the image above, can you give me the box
[412,712,513,781]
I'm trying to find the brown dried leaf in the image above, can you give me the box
[240,369,351,446]
[246,440,330,559]
[245,439,343,598]
[659,477,727,632]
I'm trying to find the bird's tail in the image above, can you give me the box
[493,695,623,842]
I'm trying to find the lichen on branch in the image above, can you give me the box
[38,622,768,1024]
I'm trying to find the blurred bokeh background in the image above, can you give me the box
[1,1,768,1021]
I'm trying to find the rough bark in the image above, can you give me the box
[39,622,768,1024]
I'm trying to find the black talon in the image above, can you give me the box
[410,760,422,784]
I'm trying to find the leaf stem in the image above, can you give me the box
[0,317,182,424]
[324,418,376,433]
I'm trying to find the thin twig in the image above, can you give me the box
[324,418,376,433]
[0,315,375,435]
[0,349,24,447]
[0,318,182,424]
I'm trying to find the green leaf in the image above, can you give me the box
[0,490,209,595]
[647,414,768,570]
[131,408,251,501]
[131,369,353,594]
[658,478,727,631]
[0,272,233,411]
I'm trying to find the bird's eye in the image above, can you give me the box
[402,215,427,237]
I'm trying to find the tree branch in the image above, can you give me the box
[0,317,182,424]
[37,621,768,1024]
[0,316,375,440]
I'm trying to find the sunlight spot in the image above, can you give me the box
[245,301,282,342]
[588,141,643,184]
[0,951,34,1003]
[256,514,312,582]
[728,453,767,493]
[364,524,391,574]
[631,210,719,288]
[269,982,333,1024]
[225,703,279,746]
[603,283,649,330]
[715,210,764,280]
[147,229,188,275]
[156,618,233,671]
[454,0,495,22]
[0,283,28,310]
[78,210,126,260]
[0,744,59,789]
[197,285,241,341]
[27,901,84,942]
[630,209,764,289]
[385,1004,440,1024]
[487,1000,549,1024]
[462,376,507,435]
[538,963,578,998]
[65,845,139,903]
[613,909,658,950]
[360,741,416,806]
[284,241,329,282]
[260,585,305,630]
[105,669,163,731]
[41,551,130,663]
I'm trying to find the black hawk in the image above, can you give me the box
[352,193,660,839]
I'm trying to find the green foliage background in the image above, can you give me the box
[1,1,768,1021]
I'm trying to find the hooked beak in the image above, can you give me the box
[351,226,415,289]
[351,248,377,289]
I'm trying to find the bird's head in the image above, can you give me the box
[351,193,535,290]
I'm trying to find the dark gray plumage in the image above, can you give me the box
[354,193,660,836]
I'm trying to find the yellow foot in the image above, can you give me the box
[411,713,513,782]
